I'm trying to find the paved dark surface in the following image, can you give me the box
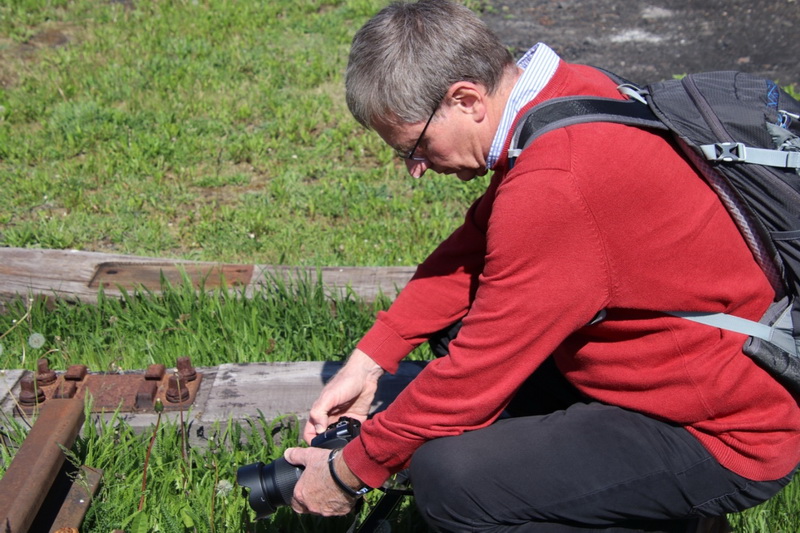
[482,0,799,87]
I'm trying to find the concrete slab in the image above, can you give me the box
[0,370,25,414]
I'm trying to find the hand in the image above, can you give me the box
[283,446,358,516]
[303,349,384,443]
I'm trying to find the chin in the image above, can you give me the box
[456,168,487,182]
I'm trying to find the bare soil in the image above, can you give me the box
[481,0,799,87]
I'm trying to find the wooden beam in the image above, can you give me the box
[0,248,415,308]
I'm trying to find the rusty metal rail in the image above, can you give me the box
[0,356,204,532]
[0,397,102,532]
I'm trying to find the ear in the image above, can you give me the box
[445,82,487,121]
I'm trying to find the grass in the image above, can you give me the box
[0,0,487,266]
[0,0,798,531]
[0,276,402,373]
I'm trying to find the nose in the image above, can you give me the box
[405,158,430,179]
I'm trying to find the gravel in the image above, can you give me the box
[481,0,799,86]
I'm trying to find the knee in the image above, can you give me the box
[412,436,477,489]
[410,437,478,531]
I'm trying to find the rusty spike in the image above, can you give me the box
[176,356,196,382]
[18,375,45,406]
[165,375,189,403]
[36,358,57,387]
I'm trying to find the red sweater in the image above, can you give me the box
[343,61,800,488]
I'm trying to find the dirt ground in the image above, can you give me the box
[481,0,799,87]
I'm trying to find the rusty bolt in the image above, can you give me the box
[176,356,196,382]
[19,375,45,406]
[36,357,57,387]
[166,375,189,403]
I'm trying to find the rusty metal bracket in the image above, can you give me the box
[88,261,254,291]
[0,398,102,533]
[17,356,203,415]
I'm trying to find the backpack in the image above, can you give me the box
[507,71,800,394]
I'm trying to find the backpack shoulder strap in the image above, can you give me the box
[507,96,667,168]
[508,88,800,171]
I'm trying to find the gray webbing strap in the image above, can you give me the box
[667,311,796,354]
[700,142,800,169]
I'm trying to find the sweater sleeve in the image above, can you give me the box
[344,141,614,487]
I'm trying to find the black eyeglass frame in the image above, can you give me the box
[396,105,438,161]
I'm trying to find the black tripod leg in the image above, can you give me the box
[354,492,405,533]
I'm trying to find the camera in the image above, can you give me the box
[236,417,362,519]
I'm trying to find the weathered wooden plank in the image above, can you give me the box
[200,361,426,424]
[0,248,414,308]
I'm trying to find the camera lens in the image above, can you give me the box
[236,457,302,519]
[237,417,362,520]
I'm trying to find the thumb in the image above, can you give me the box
[283,447,307,467]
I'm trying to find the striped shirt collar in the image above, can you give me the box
[486,43,560,170]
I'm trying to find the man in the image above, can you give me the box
[284,1,800,531]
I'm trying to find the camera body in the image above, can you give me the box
[236,417,362,519]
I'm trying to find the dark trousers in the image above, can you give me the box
[410,327,797,532]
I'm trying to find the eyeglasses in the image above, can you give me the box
[395,105,438,161]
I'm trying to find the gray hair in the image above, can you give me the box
[345,0,514,128]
